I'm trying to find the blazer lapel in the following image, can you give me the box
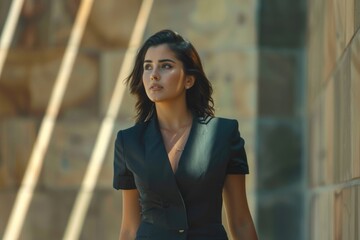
[143,116,182,197]
[143,115,209,196]
[175,117,208,182]
[142,116,189,230]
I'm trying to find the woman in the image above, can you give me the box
[113,29,258,240]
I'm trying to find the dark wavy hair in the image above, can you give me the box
[126,29,214,123]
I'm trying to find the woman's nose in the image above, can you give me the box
[150,69,160,81]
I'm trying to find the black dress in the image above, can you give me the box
[113,115,249,240]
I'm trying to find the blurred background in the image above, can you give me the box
[0,0,359,239]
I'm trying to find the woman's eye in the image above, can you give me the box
[144,64,152,70]
[162,64,172,69]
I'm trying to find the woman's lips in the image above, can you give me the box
[150,84,163,90]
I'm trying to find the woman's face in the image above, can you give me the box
[142,44,194,104]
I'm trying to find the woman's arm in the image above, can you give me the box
[119,189,141,240]
[223,174,258,240]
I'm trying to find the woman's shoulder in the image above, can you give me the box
[116,120,150,138]
[198,115,238,126]
[196,116,240,135]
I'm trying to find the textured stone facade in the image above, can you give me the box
[307,0,360,239]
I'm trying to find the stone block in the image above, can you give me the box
[41,119,100,189]
[323,0,338,81]
[1,0,49,48]
[0,118,37,189]
[345,0,355,44]
[307,0,325,102]
[309,192,334,240]
[323,79,335,184]
[258,50,299,117]
[83,0,141,49]
[334,186,359,240]
[202,49,258,84]
[351,31,360,179]
[146,0,257,50]
[257,189,304,240]
[213,79,256,119]
[145,0,194,39]
[2,190,122,239]
[257,120,303,189]
[0,192,16,237]
[0,49,38,117]
[356,0,360,30]
[19,190,77,240]
[0,49,98,117]
[323,0,352,81]
[99,51,123,116]
[308,77,336,187]
[80,189,122,240]
[188,0,257,50]
[29,51,99,115]
[259,0,306,48]
[200,49,257,118]
[333,51,352,183]
[46,0,140,48]
[331,0,347,54]
[41,119,134,189]
[46,1,72,46]
[99,50,136,119]
[308,96,322,187]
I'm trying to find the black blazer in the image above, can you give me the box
[113,115,249,240]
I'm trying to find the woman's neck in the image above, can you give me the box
[155,102,192,131]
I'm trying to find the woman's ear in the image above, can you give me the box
[185,75,195,89]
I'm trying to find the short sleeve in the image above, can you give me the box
[226,120,249,174]
[113,131,137,190]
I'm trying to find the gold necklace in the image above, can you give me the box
[160,123,191,154]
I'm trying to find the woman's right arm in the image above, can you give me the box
[119,189,141,240]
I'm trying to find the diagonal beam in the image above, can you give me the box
[2,1,94,240]
[0,0,25,78]
[62,1,153,239]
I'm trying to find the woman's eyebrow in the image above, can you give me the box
[159,59,175,63]
[143,59,176,63]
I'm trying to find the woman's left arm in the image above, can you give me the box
[223,174,258,240]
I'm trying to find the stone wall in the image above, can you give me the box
[307,0,360,239]
[0,0,141,239]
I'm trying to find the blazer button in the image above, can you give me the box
[178,229,184,233]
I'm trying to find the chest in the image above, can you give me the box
[125,125,231,195]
